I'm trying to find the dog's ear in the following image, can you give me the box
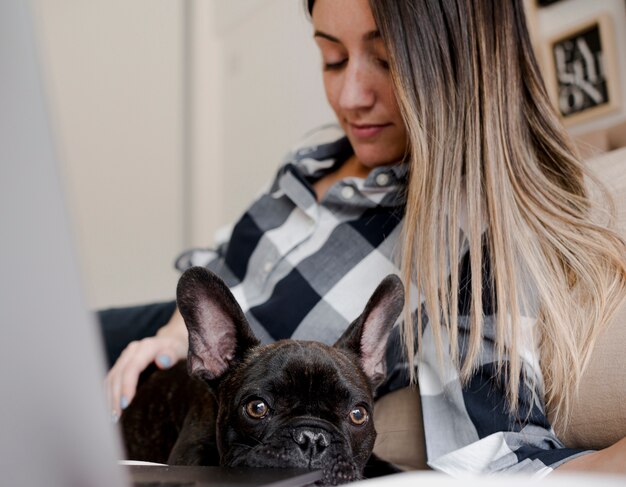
[176,267,260,383]
[334,275,404,388]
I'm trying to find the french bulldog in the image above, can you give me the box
[121,267,404,485]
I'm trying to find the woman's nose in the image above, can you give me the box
[339,62,375,112]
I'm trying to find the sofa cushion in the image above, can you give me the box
[373,386,429,470]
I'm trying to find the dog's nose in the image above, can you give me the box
[292,428,330,458]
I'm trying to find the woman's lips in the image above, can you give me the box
[349,123,391,139]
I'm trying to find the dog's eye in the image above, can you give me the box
[245,399,269,419]
[348,406,368,426]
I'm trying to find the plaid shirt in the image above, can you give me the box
[175,125,589,476]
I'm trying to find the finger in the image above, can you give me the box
[104,371,115,420]
[116,338,163,410]
[108,338,160,419]
[154,339,187,369]
[105,365,123,423]
[107,336,187,420]
[155,353,174,369]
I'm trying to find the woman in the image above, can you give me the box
[105,0,626,474]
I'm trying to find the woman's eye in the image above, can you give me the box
[348,405,369,426]
[377,59,390,70]
[324,59,347,71]
[245,399,270,419]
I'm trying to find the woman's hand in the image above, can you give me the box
[105,307,188,422]
[556,436,626,474]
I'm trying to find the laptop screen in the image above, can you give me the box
[0,1,128,486]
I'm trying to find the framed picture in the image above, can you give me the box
[541,14,621,127]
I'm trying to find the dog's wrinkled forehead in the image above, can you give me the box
[233,341,371,403]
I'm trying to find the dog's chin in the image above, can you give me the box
[226,445,361,486]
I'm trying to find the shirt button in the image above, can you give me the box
[375,173,390,186]
[341,186,355,199]
[263,262,272,273]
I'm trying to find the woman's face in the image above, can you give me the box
[312,0,408,168]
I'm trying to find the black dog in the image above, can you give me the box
[122,267,404,485]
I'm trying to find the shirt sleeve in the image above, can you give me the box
[174,225,232,273]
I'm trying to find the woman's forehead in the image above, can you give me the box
[311,0,379,40]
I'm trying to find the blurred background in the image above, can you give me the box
[31,0,626,310]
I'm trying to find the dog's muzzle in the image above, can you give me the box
[292,427,331,460]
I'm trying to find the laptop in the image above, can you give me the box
[0,2,321,486]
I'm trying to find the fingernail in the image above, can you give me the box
[111,410,119,424]
[157,355,172,368]
[120,396,129,410]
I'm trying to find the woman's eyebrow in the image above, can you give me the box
[313,29,381,44]
[313,30,339,43]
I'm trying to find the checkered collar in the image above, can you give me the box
[283,124,408,191]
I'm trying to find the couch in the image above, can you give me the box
[373,146,626,470]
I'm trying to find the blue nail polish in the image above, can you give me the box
[111,411,119,424]
[120,396,129,410]
[157,355,171,368]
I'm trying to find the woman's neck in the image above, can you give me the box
[312,154,371,200]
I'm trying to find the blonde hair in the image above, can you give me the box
[370,0,626,426]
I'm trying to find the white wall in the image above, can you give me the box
[213,0,335,226]
[189,0,334,246]
[32,0,333,309]
[33,0,185,308]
